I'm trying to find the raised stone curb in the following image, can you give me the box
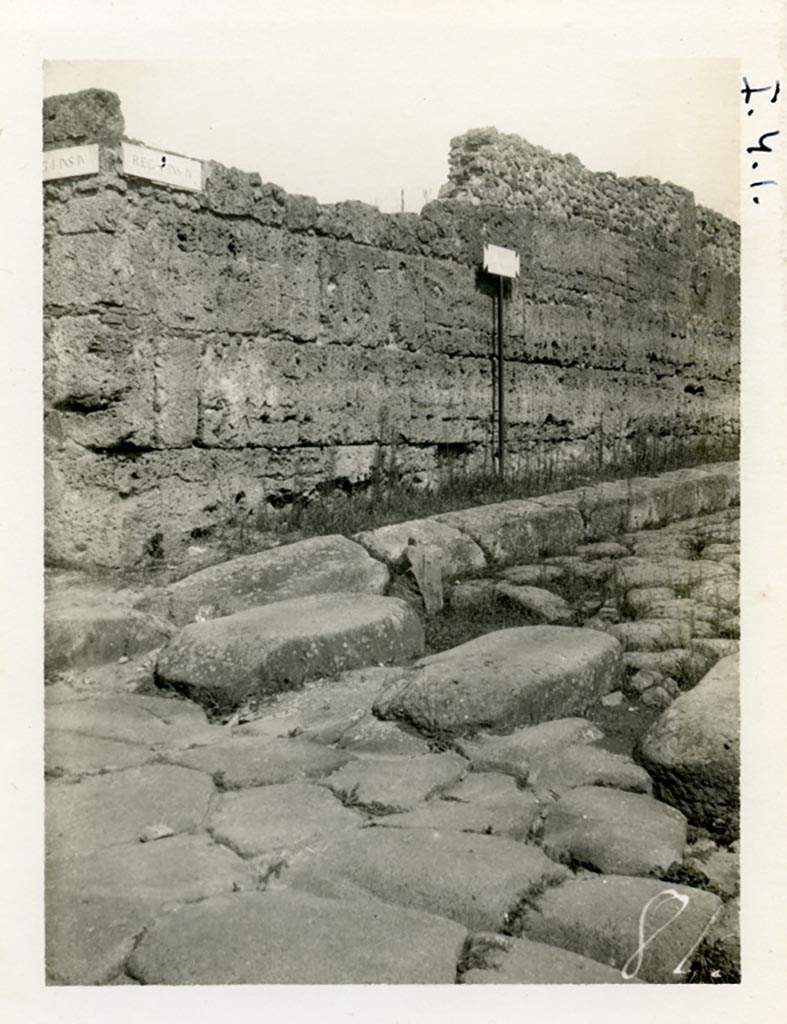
[353,518,486,577]
[345,463,737,595]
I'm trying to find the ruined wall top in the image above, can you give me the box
[439,126,739,260]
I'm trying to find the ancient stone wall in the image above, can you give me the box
[43,93,739,568]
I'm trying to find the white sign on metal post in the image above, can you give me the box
[43,145,100,181]
[483,243,520,278]
[121,143,203,192]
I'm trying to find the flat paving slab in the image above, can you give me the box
[285,826,570,931]
[46,894,154,985]
[46,764,214,857]
[542,785,687,875]
[167,736,355,789]
[47,834,258,910]
[45,730,154,778]
[127,889,467,984]
[320,752,468,814]
[519,874,722,984]
[45,693,211,747]
[208,783,364,860]
[461,933,642,985]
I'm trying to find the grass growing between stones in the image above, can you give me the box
[424,590,538,656]
[207,425,738,559]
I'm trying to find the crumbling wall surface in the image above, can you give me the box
[43,94,740,568]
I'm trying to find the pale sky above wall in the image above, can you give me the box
[42,1,741,220]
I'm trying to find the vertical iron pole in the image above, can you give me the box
[497,274,506,478]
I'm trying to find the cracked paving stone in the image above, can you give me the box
[46,764,214,858]
[127,889,467,984]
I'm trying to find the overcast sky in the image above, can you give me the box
[43,4,741,219]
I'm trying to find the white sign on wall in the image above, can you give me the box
[121,142,203,192]
[483,243,520,278]
[43,145,100,181]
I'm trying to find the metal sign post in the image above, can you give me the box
[483,244,520,478]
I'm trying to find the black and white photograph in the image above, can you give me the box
[1,0,785,1017]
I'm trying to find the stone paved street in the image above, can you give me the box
[44,469,740,985]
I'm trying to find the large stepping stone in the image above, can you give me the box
[285,827,570,931]
[435,500,582,565]
[166,736,355,789]
[370,790,541,840]
[45,693,212,748]
[155,592,424,714]
[320,752,467,814]
[47,834,258,910]
[158,534,389,626]
[46,894,153,985]
[208,784,364,861]
[126,889,467,984]
[542,786,686,875]
[634,654,739,838]
[461,933,641,984]
[46,764,214,858]
[518,875,722,984]
[45,578,173,674]
[374,628,621,737]
[353,518,486,576]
